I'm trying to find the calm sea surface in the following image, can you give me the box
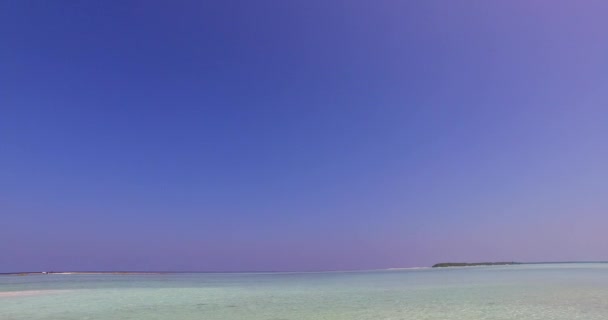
[2,263,608,319]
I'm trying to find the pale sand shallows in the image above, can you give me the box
[0,290,70,298]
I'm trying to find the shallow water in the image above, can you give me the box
[2,263,608,319]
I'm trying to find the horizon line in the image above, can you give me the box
[3,261,608,275]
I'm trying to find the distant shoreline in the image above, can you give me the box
[432,261,608,268]
[3,262,608,275]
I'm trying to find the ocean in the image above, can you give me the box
[2,263,608,319]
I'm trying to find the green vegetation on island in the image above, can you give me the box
[432,262,520,268]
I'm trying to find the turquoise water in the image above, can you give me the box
[2,263,608,319]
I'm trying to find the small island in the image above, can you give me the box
[432,262,520,268]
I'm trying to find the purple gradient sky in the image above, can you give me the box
[2,1,608,272]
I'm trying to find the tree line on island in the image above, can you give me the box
[432,262,521,268]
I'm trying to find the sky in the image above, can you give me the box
[1,1,608,272]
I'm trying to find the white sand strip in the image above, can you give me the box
[0,290,70,298]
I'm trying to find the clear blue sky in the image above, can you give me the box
[2,1,608,272]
